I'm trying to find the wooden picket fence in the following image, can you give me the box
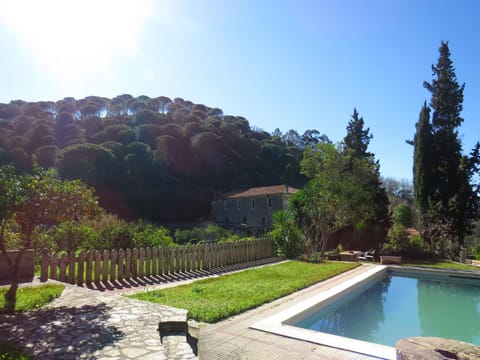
[40,239,274,285]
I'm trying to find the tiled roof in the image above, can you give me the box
[223,185,299,199]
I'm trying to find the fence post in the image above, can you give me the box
[214,243,220,268]
[139,248,145,277]
[151,247,158,275]
[170,247,176,274]
[94,250,101,283]
[68,251,75,284]
[233,242,238,265]
[181,246,187,272]
[40,248,49,282]
[145,247,151,276]
[164,247,169,274]
[192,245,197,271]
[102,250,109,282]
[132,248,138,279]
[158,247,164,275]
[118,249,124,280]
[110,249,118,282]
[59,253,68,282]
[86,252,93,284]
[77,252,85,286]
[203,244,210,270]
[242,241,246,263]
[125,249,131,279]
[50,254,58,281]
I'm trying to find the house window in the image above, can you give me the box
[267,196,272,208]
[237,199,240,210]
[261,217,266,226]
[242,216,247,224]
[251,199,255,209]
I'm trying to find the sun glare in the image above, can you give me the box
[0,0,152,85]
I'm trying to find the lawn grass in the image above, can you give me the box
[0,284,65,313]
[404,260,480,271]
[0,341,31,360]
[128,260,359,323]
[0,283,64,359]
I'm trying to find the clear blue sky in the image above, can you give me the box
[1,0,479,181]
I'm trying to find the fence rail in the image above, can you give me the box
[40,239,274,285]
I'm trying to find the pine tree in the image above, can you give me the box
[343,108,373,159]
[343,109,389,225]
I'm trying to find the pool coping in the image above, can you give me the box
[251,264,480,360]
[251,265,396,359]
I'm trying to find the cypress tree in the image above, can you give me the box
[413,102,433,215]
[418,41,478,245]
[424,41,464,213]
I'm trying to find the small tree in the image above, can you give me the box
[291,143,378,256]
[0,166,101,312]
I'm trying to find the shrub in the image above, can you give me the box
[435,238,461,260]
[175,228,202,245]
[382,224,430,259]
[392,203,414,228]
[47,221,99,252]
[269,210,304,259]
[98,221,135,250]
[132,221,174,248]
[174,224,240,245]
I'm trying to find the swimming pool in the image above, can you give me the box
[251,266,480,359]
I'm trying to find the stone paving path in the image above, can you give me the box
[0,258,283,359]
[0,283,196,359]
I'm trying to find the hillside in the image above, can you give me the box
[0,95,330,222]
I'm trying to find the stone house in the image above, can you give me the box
[211,185,299,232]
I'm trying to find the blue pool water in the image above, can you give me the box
[294,270,480,347]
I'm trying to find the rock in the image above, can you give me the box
[396,337,480,360]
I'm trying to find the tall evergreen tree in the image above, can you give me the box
[343,108,373,159]
[413,102,433,215]
[343,109,389,225]
[416,41,479,247]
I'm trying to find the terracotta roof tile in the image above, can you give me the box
[223,185,298,199]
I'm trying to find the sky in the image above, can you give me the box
[1,0,479,181]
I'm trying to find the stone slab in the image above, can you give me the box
[396,336,480,360]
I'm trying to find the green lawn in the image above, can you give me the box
[0,284,65,313]
[0,283,64,359]
[404,260,480,271]
[129,260,359,323]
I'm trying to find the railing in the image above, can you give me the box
[40,239,274,285]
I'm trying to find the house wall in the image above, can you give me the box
[212,194,291,229]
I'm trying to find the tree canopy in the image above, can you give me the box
[0,95,329,222]
[291,143,383,255]
[343,108,373,159]
[0,165,101,311]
